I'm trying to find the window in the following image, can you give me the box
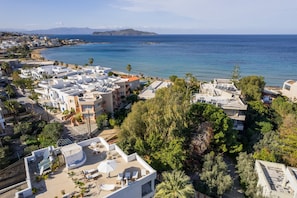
[142,181,152,197]
[82,105,93,112]
[284,84,291,91]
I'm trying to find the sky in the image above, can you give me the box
[1,0,297,34]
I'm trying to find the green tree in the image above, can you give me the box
[185,73,200,96]
[29,91,40,111]
[169,75,178,83]
[5,84,16,99]
[253,147,277,162]
[118,86,189,171]
[271,96,295,118]
[189,103,242,154]
[155,170,195,198]
[237,76,265,101]
[236,152,263,198]
[231,65,240,82]
[0,146,10,169]
[14,122,33,135]
[278,113,297,166]
[96,113,108,129]
[109,118,116,128]
[1,62,12,76]
[4,100,21,123]
[126,64,132,76]
[200,152,233,196]
[12,70,21,82]
[38,122,63,147]
[88,57,94,66]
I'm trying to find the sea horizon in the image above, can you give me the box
[42,34,297,87]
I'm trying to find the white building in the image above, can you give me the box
[255,160,297,198]
[193,79,247,131]
[15,137,157,198]
[281,80,297,102]
[138,80,172,100]
[33,67,131,119]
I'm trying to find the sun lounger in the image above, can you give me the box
[132,171,139,180]
[100,184,115,191]
[83,168,98,176]
[86,172,100,180]
[124,172,131,180]
[141,169,147,176]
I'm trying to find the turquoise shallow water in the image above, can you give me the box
[42,35,297,86]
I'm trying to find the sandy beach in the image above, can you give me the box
[31,48,80,70]
[30,48,47,60]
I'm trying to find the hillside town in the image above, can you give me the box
[0,32,297,198]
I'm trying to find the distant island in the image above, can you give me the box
[93,29,157,36]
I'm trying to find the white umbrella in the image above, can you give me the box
[97,160,117,177]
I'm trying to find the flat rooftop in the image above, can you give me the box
[193,94,247,110]
[257,160,295,195]
[28,139,153,198]
[138,81,172,100]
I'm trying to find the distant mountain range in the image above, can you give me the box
[93,29,157,36]
[23,27,108,35]
[0,27,157,35]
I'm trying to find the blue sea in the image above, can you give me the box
[42,35,297,86]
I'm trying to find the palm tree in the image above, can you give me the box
[5,84,15,99]
[3,100,21,123]
[126,64,132,76]
[155,170,195,198]
[1,62,12,76]
[88,57,94,66]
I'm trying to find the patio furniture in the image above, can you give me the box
[124,172,131,180]
[116,173,123,184]
[90,142,97,148]
[141,169,147,177]
[92,147,100,154]
[132,171,139,180]
[100,184,115,191]
[86,172,101,180]
[83,168,97,175]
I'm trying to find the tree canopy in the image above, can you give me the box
[189,103,242,154]
[126,64,132,75]
[118,86,189,171]
[200,151,233,196]
[237,76,265,101]
[38,122,63,147]
[236,152,263,198]
[118,78,242,171]
[155,170,195,198]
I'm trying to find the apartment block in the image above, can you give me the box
[193,79,247,131]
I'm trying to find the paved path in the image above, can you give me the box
[223,156,244,198]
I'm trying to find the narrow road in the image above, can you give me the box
[223,156,244,198]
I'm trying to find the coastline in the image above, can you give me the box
[31,47,167,82]
[31,48,47,60]
[31,47,80,70]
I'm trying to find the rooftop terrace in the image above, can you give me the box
[18,137,156,198]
